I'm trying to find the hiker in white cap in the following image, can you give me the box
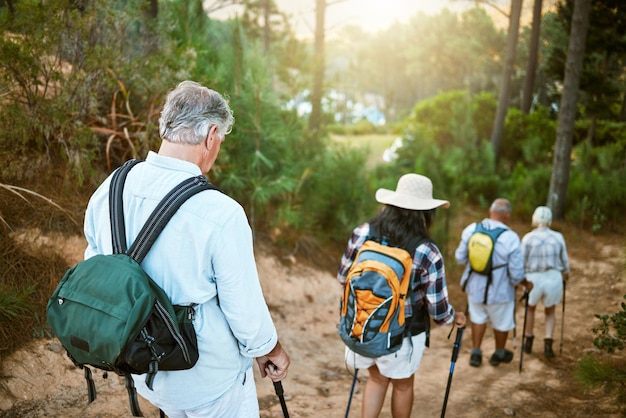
[521,206,570,358]
[455,198,532,368]
[337,173,466,418]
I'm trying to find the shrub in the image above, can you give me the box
[575,295,626,410]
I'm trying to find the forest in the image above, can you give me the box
[0,0,625,413]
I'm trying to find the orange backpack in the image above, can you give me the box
[338,229,427,358]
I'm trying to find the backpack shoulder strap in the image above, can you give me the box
[108,159,222,263]
[127,175,221,264]
[406,235,428,257]
[110,159,143,254]
[475,221,507,239]
[366,224,382,244]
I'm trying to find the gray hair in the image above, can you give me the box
[532,206,552,227]
[159,80,235,144]
[490,198,512,215]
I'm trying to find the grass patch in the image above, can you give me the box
[330,133,397,168]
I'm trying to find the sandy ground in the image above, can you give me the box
[0,221,624,418]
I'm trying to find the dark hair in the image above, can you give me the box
[368,205,435,248]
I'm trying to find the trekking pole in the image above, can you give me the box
[441,325,464,418]
[345,368,359,418]
[273,381,290,418]
[513,294,517,350]
[519,289,530,373]
[560,281,566,355]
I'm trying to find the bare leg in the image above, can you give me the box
[544,305,556,338]
[471,322,487,350]
[390,374,414,418]
[493,330,509,350]
[362,365,390,418]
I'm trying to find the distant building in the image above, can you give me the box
[284,89,386,126]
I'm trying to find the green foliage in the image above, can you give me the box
[326,7,504,125]
[501,107,557,166]
[392,91,499,204]
[0,0,180,184]
[575,355,626,406]
[543,1,626,121]
[593,296,626,354]
[500,163,552,216]
[292,143,376,245]
[327,119,381,136]
[0,285,34,322]
[567,138,626,231]
[0,232,67,356]
[575,295,626,410]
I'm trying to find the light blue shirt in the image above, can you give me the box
[84,151,278,410]
[455,219,525,304]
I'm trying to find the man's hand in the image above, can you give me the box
[256,341,290,382]
[520,278,534,291]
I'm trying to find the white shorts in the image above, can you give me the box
[344,333,427,379]
[158,367,259,418]
[527,270,563,308]
[468,300,515,332]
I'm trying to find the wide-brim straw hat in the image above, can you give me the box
[375,173,450,211]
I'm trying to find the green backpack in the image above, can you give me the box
[46,159,217,417]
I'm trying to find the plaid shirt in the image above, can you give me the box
[337,223,456,326]
[521,227,570,274]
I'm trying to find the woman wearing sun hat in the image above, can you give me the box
[337,173,466,418]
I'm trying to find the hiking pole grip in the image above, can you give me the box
[450,327,464,363]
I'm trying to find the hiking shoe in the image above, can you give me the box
[524,335,534,354]
[489,349,514,366]
[544,338,555,358]
[469,352,482,367]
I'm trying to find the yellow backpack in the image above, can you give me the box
[465,222,507,303]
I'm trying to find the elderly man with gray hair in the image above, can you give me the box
[521,206,570,358]
[455,198,531,368]
[84,81,290,417]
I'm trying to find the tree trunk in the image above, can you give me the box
[263,0,271,54]
[4,0,16,16]
[547,0,591,220]
[144,0,158,19]
[490,0,523,165]
[308,0,326,134]
[521,0,542,114]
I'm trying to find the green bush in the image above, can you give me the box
[392,91,500,204]
[0,0,181,184]
[575,295,626,410]
[567,140,626,231]
[501,106,557,167]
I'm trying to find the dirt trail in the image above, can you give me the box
[0,225,624,417]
